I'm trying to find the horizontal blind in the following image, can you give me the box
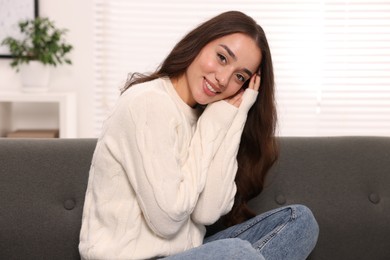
[260,1,325,136]
[92,0,276,136]
[319,0,390,136]
[93,0,390,137]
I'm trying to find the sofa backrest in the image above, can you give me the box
[0,137,389,260]
[0,138,96,260]
[249,136,390,260]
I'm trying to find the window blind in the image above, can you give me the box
[93,0,390,137]
[318,1,390,136]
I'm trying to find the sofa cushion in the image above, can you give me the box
[0,138,96,260]
[1,137,389,260]
[249,137,390,260]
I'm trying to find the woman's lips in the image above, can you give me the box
[203,78,220,96]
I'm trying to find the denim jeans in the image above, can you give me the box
[164,204,319,260]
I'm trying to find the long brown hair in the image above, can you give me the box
[122,11,278,226]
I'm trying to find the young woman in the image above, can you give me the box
[79,11,319,260]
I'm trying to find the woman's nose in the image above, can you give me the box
[215,69,232,87]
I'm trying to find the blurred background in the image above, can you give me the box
[1,0,389,138]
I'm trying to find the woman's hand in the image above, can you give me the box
[249,73,261,91]
[225,73,261,108]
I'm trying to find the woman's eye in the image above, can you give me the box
[236,74,246,82]
[217,53,227,64]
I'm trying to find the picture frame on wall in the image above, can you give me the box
[0,0,39,58]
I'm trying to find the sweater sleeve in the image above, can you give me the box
[115,90,238,239]
[191,89,259,225]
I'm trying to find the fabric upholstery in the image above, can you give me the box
[0,137,389,259]
[250,137,390,260]
[0,139,96,260]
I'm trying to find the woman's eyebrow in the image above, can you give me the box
[220,44,237,60]
[219,44,254,77]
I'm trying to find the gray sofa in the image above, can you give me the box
[0,137,389,260]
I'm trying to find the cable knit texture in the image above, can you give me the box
[79,77,258,259]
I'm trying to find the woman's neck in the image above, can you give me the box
[171,75,197,108]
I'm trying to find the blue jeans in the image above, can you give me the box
[164,204,319,260]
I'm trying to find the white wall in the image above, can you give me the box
[0,0,95,137]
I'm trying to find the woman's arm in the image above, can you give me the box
[112,90,238,238]
[190,89,259,225]
[191,75,261,225]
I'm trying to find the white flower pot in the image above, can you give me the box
[19,61,51,92]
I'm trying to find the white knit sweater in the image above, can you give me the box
[79,77,258,259]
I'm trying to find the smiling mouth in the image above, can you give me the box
[205,79,220,94]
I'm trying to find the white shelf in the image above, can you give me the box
[0,91,77,138]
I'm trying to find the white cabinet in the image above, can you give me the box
[0,92,77,138]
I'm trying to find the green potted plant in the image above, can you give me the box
[1,16,73,92]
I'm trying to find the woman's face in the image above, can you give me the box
[174,33,262,107]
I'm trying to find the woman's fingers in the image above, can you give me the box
[248,73,261,91]
[225,73,260,108]
[226,89,244,108]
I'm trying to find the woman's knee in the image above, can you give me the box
[257,205,319,260]
[213,238,265,260]
[165,238,264,260]
[290,204,319,246]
